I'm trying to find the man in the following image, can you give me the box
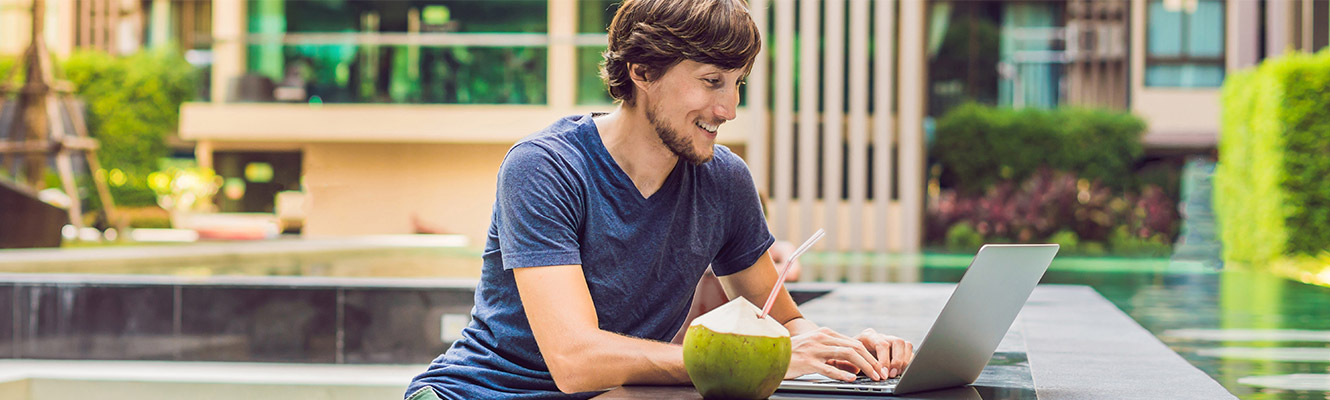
[406,1,912,399]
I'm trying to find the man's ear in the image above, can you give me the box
[628,63,652,93]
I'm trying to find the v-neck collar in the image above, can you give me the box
[583,114,685,203]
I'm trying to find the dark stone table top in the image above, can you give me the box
[595,283,1235,399]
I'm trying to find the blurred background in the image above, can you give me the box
[0,0,1328,399]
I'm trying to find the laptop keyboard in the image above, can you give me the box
[813,376,901,386]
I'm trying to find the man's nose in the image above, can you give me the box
[714,93,738,121]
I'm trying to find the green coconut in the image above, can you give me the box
[682,297,792,400]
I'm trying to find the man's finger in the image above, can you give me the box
[842,339,883,380]
[821,334,882,380]
[890,338,909,375]
[874,341,893,378]
[906,341,915,364]
[819,344,880,381]
[828,359,858,373]
[818,362,858,382]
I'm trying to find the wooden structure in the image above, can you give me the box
[0,0,118,236]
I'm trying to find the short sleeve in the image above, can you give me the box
[495,143,584,269]
[709,152,776,276]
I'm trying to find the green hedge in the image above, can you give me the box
[3,50,198,208]
[1216,49,1330,263]
[932,103,1145,195]
[63,49,198,177]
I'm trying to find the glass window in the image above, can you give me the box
[578,0,619,34]
[1145,0,1225,88]
[243,0,548,104]
[254,0,548,34]
[577,46,613,105]
[927,1,1002,116]
[576,1,617,105]
[997,2,1064,109]
[244,44,546,104]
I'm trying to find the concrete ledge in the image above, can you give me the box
[0,273,481,289]
[0,360,418,400]
[1020,285,1234,399]
[0,235,469,268]
[0,235,480,280]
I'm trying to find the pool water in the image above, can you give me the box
[1078,267,1330,400]
[801,253,1330,400]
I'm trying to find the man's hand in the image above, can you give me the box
[855,328,913,378]
[784,327,908,382]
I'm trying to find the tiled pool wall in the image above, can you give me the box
[0,276,832,364]
[0,278,476,364]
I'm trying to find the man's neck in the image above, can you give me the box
[594,104,680,199]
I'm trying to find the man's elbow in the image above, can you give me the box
[547,352,606,394]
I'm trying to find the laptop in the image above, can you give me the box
[777,244,1059,396]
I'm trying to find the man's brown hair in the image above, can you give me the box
[599,0,762,106]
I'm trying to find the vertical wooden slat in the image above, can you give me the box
[747,0,770,198]
[773,0,796,240]
[548,0,576,109]
[873,0,896,252]
[847,0,870,252]
[1267,0,1292,55]
[1302,0,1314,51]
[797,0,820,241]
[89,0,99,50]
[91,0,103,50]
[80,0,92,48]
[149,0,170,48]
[211,0,246,102]
[821,0,844,251]
[99,0,110,51]
[108,0,120,54]
[1227,0,1260,70]
[898,0,925,252]
[181,0,195,50]
[104,0,113,51]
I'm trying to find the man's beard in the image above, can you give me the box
[645,101,713,166]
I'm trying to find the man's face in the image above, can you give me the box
[639,60,745,165]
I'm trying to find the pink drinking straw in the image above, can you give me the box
[760,229,825,318]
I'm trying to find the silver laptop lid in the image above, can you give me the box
[892,244,1058,395]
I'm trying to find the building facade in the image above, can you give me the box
[3,0,1327,251]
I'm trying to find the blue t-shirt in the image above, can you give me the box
[406,114,775,399]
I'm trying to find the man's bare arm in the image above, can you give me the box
[514,264,690,393]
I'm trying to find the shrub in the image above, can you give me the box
[1215,49,1330,263]
[944,223,984,253]
[0,57,19,86]
[1046,230,1080,254]
[1108,226,1173,258]
[11,50,198,211]
[63,49,198,176]
[926,169,1178,255]
[1055,108,1147,191]
[932,103,1145,195]
[1080,241,1108,257]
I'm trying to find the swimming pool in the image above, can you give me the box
[3,239,1325,399]
[799,252,1330,400]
